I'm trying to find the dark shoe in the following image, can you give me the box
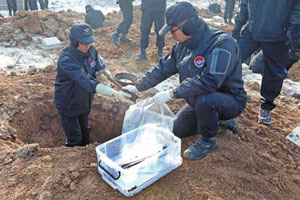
[228,18,233,25]
[224,18,228,24]
[158,48,163,60]
[110,32,120,47]
[120,33,132,43]
[184,137,216,160]
[258,109,271,125]
[218,119,238,133]
[135,49,147,61]
[9,10,12,17]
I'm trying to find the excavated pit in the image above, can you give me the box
[9,97,128,148]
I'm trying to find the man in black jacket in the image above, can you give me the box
[85,5,104,29]
[55,23,132,147]
[232,0,300,125]
[135,0,166,60]
[123,2,247,160]
[110,0,134,46]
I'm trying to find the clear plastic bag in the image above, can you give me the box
[121,98,176,134]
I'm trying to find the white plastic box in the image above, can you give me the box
[96,124,182,197]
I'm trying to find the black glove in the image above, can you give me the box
[287,26,300,51]
[232,25,242,40]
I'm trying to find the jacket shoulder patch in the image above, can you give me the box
[209,48,231,75]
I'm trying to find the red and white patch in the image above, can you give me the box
[89,59,96,68]
[194,56,205,68]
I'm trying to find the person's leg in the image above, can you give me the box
[227,0,236,24]
[25,0,29,11]
[184,92,244,160]
[224,1,229,23]
[258,42,289,125]
[237,29,260,63]
[44,0,48,9]
[136,10,153,61]
[59,114,83,147]
[6,0,12,16]
[38,0,45,10]
[117,1,133,42]
[286,50,299,71]
[173,104,197,138]
[153,11,165,59]
[12,0,17,15]
[78,113,91,146]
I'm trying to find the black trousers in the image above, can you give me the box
[140,9,165,49]
[59,112,91,147]
[224,0,236,20]
[173,92,245,139]
[6,0,17,14]
[25,0,38,10]
[237,29,289,110]
[116,1,133,34]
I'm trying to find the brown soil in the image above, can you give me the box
[1,7,300,200]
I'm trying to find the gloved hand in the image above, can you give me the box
[122,85,139,93]
[287,28,300,51]
[95,84,134,104]
[152,89,174,104]
[232,25,242,40]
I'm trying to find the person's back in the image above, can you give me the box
[85,7,104,29]
[141,0,166,12]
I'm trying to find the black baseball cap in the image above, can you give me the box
[70,23,95,44]
[159,1,198,36]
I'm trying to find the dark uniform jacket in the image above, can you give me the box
[235,0,300,42]
[141,0,166,12]
[85,8,104,29]
[136,18,247,107]
[55,44,104,117]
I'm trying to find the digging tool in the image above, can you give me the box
[120,145,167,169]
[101,70,139,102]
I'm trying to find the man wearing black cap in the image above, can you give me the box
[85,5,105,29]
[55,23,133,147]
[135,0,166,61]
[110,0,134,46]
[123,2,247,160]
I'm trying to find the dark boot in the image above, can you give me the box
[120,33,132,43]
[135,48,147,61]
[228,18,233,25]
[81,127,91,146]
[9,10,12,17]
[158,48,163,60]
[184,136,216,160]
[218,119,238,133]
[110,31,120,47]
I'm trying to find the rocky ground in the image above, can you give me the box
[0,7,300,200]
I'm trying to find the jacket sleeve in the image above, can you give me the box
[173,37,239,99]
[289,0,300,29]
[234,0,248,27]
[136,46,178,91]
[58,55,99,93]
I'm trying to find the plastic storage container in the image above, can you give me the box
[96,124,182,197]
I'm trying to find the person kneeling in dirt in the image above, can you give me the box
[55,23,133,147]
[85,5,104,29]
[123,2,247,160]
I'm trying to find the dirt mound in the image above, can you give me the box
[289,60,300,82]
[0,7,300,200]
